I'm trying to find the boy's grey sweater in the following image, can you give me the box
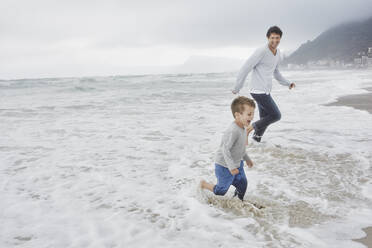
[233,44,291,94]
[214,121,251,171]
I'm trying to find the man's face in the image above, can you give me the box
[267,33,281,49]
[238,105,255,127]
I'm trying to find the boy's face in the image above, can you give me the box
[236,105,255,127]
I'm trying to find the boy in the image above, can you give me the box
[200,96,255,201]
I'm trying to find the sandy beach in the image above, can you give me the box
[353,227,372,248]
[326,86,372,248]
[325,87,372,114]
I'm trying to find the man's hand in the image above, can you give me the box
[289,83,296,89]
[246,159,253,168]
[246,124,254,134]
[245,124,254,145]
[232,89,239,94]
[230,168,239,175]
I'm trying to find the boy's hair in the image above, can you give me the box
[231,96,255,118]
[266,26,282,38]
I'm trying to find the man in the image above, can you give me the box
[232,26,296,142]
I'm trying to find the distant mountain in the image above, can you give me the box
[108,56,244,77]
[283,16,372,65]
[171,56,244,74]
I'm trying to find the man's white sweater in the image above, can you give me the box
[234,44,291,94]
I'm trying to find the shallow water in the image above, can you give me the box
[1,70,372,247]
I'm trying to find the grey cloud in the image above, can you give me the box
[2,0,372,49]
[1,0,372,78]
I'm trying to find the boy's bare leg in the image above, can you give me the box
[200,180,215,192]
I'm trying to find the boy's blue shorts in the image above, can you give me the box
[213,160,247,200]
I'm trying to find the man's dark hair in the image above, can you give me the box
[266,26,282,38]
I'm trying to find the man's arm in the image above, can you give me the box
[233,47,265,93]
[221,130,239,172]
[273,63,291,87]
[243,153,251,162]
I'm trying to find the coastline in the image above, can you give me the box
[353,227,372,248]
[324,87,372,114]
[326,85,372,247]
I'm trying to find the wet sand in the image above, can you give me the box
[353,227,372,248]
[326,86,372,247]
[325,87,372,114]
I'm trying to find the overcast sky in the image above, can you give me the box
[1,0,372,79]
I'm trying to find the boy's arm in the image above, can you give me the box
[221,130,239,171]
[233,47,265,93]
[244,152,254,168]
[273,63,291,87]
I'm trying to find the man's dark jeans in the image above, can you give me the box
[250,93,281,139]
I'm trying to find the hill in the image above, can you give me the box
[284,16,372,65]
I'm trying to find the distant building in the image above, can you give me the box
[367,57,372,68]
[289,47,372,69]
[354,58,362,65]
[353,48,372,68]
[368,47,372,58]
[362,56,368,65]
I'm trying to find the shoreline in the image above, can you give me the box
[353,227,372,248]
[326,85,372,247]
[324,87,372,114]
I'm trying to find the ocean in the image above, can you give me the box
[1,69,372,247]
